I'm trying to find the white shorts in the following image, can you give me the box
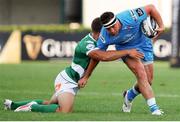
[54,70,79,97]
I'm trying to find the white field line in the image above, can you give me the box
[1,89,180,98]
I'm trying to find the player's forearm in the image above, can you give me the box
[151,10,164,29]
[83,59,99,79]
[97,50,129,61]
[145,4,164,29]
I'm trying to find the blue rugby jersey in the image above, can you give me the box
[97,7,152,51]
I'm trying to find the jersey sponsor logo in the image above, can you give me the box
[122,34,135,43]
[135,8,144,17]
[99,34,105,43]
[124,26,134,31]
[86,43,95,50]
[125,34,133,38]
[117,32,137,44]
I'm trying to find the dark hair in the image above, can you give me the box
[100,12,114,25]
[91,17,102,33]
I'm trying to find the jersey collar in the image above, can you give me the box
[89,33,96,42]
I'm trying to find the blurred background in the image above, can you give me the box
[0,0,179,67]
[1,1,180,121]
[0,0,172,27]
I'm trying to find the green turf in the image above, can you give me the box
[0,61,180,120]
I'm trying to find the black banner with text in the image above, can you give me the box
[0,31,172,61]
[21,31,172,61]
[21,32,88,60]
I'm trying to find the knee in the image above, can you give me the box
[55,107,71,113]
[130,67,145,79]
[61,108,72,113]
[136,69,147,81]
[58,106,73,113]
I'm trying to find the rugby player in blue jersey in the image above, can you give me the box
[79,4,164,115]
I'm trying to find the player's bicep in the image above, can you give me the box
[88,49,102,60]
[144,4,156,16]
[88,49,108,61]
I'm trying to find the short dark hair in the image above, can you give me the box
[91,17,102,33]
[100,12,114,25]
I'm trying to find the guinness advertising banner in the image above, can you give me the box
[0,30,172,63]
[170,0,180,67]
[21,32,88,60]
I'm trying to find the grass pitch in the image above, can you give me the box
[0,61,180,121]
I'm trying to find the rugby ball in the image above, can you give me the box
[141,16,158,38]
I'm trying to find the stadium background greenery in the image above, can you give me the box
[0,25,170,33]
[0,25,90,32]
[0,61,180,121]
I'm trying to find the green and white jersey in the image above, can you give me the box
[64,33,98,84]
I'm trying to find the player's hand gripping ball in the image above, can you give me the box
[141,16,158,38]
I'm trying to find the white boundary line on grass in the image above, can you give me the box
[78,92,180,98]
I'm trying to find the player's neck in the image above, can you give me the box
[91,32,99,41]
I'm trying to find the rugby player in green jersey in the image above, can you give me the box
[4,18,143,113]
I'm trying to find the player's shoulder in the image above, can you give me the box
[117,7,147,24]
[116,10,135,24]
[78,34,96,49]
[116,10,131,19]
[82,33,96,44]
